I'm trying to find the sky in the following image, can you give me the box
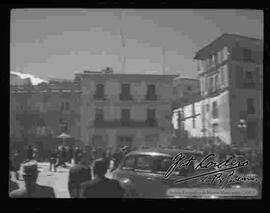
[10,9,263,81]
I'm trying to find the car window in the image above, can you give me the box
[121,155,136,170]
[135,155,154,172]
[155,157,172,172]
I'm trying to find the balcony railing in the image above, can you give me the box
[145,94,157,101]
[93,119,158,128]
[119,94,133,101]
[93,94,106,100]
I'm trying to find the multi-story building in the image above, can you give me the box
[172,33,263,149]
[76,69,178,151]
[10,79,81,155]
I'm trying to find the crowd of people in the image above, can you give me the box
[9,143,262,198]
[9,145,132,198]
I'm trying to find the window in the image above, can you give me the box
[187,85,192,91]
[95,108,104,121]
[65,102,69,111]
[146,84,157,100]
[155,157,173,173]
[206,58,210,68]
[135,155,154,172]
[213,123,219,135]
[218,51,222,64]
[209,55,213,67]
[120,84,132,100]
[121,156,136,170]
[245,71,254,82]
[121,109,130,125]
[200,78,205,95]
[208,77,213,93]
[212,101,218,118]
[214,53,218,66]
[247,122,257,140]
[220,67,224,86]
[214,74,219,91]
[61,102,69,111]
[223,46,228,61]
[94,84,105,99]
[243,48,252,61]
[247,99,255,114]
[206,104,209,112]
[59,119,68,133]
[245,71,253,81]
[209,77,214,93]
[147,109,156,126]
[197,60,200,72]
[235,66,244,87]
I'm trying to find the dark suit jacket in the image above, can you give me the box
[68,163,92,198]
[9,184,55,198]
[80,177,125,198]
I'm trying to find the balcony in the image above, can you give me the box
[93,94,106,100]
[119,93,133,101]
[93,119,158,128]
[145,94,157,101]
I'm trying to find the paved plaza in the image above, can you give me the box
[13,162,113,198]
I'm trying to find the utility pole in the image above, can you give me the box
[162,47,166,74]
[119,10,126,73]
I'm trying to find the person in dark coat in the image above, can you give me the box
[74,147,80,164]
[49,149,58,172]
[80,158,125,198]
[10,160,55,198]
[9,160,19,193]
[68,152,92,198]
[55,146,67,168]
[26,145,33,160]
[11,151,21,180]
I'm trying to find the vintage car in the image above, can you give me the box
[110,148,261,198]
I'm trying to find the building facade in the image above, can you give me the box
[172,33,263,149]
[10,80,81,155]
[76,70,178,151]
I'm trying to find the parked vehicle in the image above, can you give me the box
[111,148,261,198]
[111,148,205,198]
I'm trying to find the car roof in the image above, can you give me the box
[126,148,204,157]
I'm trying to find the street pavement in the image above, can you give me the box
[13,162,113,198]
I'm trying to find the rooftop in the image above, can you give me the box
[194,33,263,60]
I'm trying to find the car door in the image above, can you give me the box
[131,154,163,198]
[112,155,137,192]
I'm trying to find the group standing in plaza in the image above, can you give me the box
[9,144,131,198]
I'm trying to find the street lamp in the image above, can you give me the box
[237,119,247,147]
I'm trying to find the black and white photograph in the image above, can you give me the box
[9,9,263,199]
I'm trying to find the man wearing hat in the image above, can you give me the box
[9,160,56,198]
[80,158,125,198]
